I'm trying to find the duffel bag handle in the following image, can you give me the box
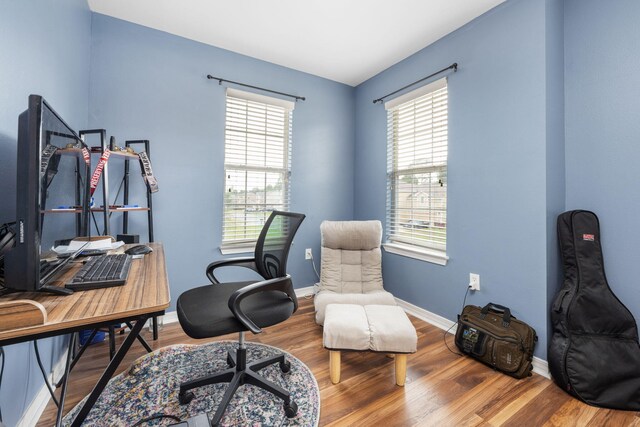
[480,302,512,327]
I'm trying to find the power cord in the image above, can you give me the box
[303,252,321,299]
[0,347,5,423]
[33,340,60,408]
[132,413,182,426]
[309,252,320,281]
[443,285,472,356]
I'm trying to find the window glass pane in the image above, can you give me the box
[222,90,291,246]
[386,81,448,251]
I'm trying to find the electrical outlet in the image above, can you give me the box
[305,248,312,260]
[469,273,480,291]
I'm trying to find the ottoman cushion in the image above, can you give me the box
[323,304,417,354]
[366,305,417,353]
[323,304,370,350]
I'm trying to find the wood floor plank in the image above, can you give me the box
[36,299,640,426]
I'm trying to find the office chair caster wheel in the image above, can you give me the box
[279,360,291,373]
[178,391,195,405]
[284,400,298,418]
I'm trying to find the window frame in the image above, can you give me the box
[220,88,294,254]
[382,78,449,266]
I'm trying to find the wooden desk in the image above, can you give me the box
[0,242,171,426]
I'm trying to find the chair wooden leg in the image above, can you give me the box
[395,354,407,386]
[329,351,341,384]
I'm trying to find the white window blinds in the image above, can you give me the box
[222,88,294,252]
[386,78,448,252]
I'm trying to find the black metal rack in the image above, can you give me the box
[77,131,160,340]
[122,139,154,242]
[77,131,155,242]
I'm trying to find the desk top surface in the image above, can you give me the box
[0,242,171,343]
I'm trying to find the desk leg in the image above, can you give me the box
[56,329,98,387]
[153,316,159,340]
[69,317,147,427]
[55,333,76,427]
[124,321,153,353]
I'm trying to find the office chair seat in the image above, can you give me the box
[177,281,296,339]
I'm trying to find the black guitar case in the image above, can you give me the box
[549,210,640,410]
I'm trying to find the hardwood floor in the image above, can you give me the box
[38,299,640,426]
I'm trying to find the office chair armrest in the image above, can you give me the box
[228,275,297,334]
[205,257,258,284]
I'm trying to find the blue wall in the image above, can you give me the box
[88,14,356,309]
[565,0,640,322]
[0,1,92,424]
[354,0,558,358]
[545,0,565,342]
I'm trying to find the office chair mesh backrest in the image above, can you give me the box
[255,211,305,280]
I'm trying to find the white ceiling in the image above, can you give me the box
[87,0,505,87]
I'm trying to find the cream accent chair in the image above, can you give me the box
[314,220,397,325]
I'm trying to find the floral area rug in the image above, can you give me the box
[63,341,320,426]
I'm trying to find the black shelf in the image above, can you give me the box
[78,131,155,242]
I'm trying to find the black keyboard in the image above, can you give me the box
[65,254,132,291]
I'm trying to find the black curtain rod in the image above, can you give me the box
[207,75,306,102]
[372,63,458,104]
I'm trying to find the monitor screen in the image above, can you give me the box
[3,95,90,292]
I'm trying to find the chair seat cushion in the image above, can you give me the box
[314,289,397,325]
[177,281,295,339]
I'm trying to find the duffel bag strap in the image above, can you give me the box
[480,302,512,327]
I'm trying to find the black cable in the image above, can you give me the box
[1,347,5,423]
[443,285,471,356]
[132,413,182,426]
[33,340,60,408]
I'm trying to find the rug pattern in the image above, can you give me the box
[63,341,320,426]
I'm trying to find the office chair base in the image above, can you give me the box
[178,347,298,425]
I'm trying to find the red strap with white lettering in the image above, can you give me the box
[89,149,111,196]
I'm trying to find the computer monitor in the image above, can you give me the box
[3,95,91,294]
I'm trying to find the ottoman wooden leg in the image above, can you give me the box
[330,350,341,384]
[395,354,407,386]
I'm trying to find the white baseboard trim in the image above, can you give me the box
[295,285,316,298]
[162,311,178,325]
[18,343,71,427]
[394,297,550,379]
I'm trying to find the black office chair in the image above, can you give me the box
[176,211,305,426]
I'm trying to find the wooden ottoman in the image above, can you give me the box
[323,304,417,386]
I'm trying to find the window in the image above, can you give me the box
[221,88,294,253]
[384,78,449,265]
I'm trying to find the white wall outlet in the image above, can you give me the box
[305,248,312,260]
[469,273,480,291]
